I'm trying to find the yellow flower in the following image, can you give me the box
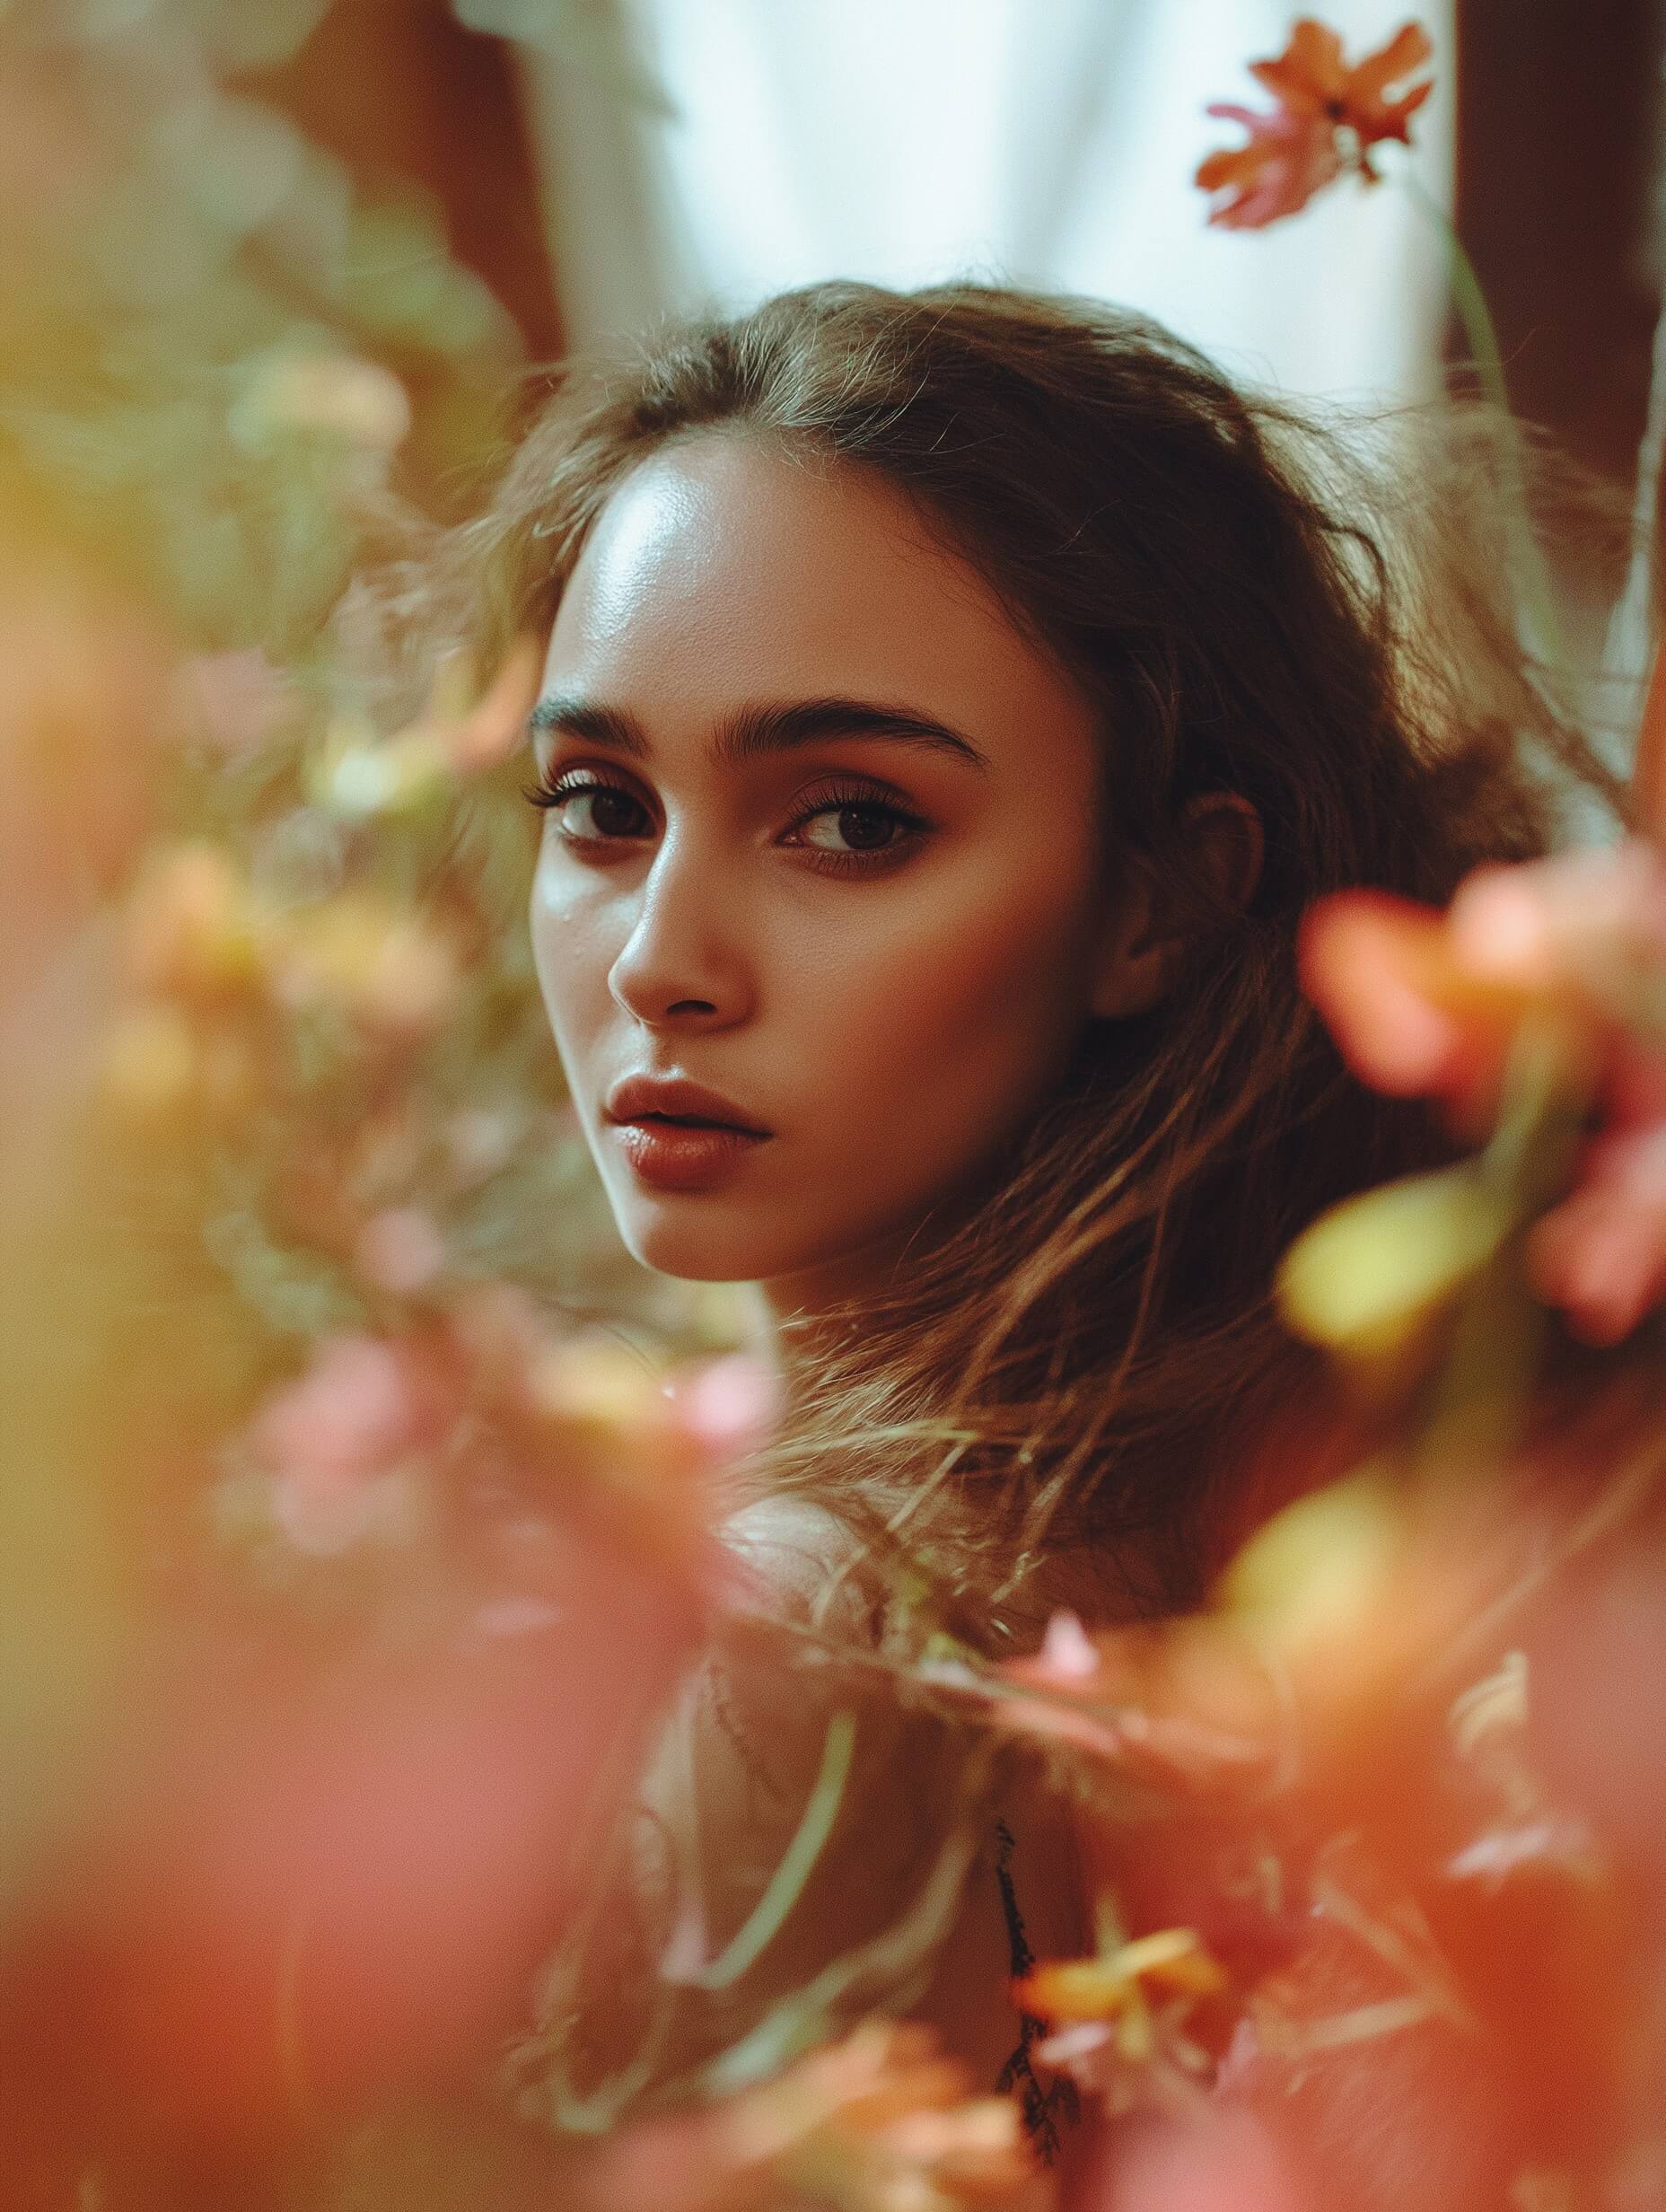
[122,840,265,1002]
[1276,1163,1516,1396]
[1214,1460,1405,1668]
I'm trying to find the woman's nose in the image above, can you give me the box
[606,838,754,1031]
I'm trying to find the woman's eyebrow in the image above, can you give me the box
[527,693,990,772]
[526,697,642,756]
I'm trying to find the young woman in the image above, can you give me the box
[446,278,1634,2191]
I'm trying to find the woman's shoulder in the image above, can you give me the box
[712,1486,916,1682]
[717,1489,870,1610]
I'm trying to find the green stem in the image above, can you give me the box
[1399,168,1569,678]
[688,1707,857,1992]
[1412,1014,1592,1486]
[1399,170,1511,417]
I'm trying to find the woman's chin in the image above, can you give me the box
[616,1206,890,1298]
[616,1209,786,1286]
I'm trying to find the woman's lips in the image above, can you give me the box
[610,1117,771,1192]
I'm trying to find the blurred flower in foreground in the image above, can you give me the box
[940,838,1666,2212]
[1197,18,1433,229]
[2,1334,779,2148]
[1297,841,1666,1347]
[1237,832,1666,1760]
[981,1606,1279,1795]
[577,2018,1031,2212]
[226,1299,783,1584]
[245,1329,460,1557]
[1072,2103,1312,2212]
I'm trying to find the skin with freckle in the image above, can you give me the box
[528,432,1154,1319]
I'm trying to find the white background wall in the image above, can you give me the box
[518,0,1456,407]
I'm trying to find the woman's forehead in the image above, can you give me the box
[540,433,1096,761]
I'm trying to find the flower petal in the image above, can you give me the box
[1343,21,1435,143]
[1250,17,1350,113]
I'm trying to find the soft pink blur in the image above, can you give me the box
[1,1426,723,2155]
[1301,839,1666,1345]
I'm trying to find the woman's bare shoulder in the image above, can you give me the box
[715,1489,879,1640]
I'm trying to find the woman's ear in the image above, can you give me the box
[1090,793,1264,1020]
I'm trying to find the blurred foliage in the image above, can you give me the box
[0,4,748,2202]
[0,0,746,1355]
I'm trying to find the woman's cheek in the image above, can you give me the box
[530,899,614,1093]
[813,890,1088,1183]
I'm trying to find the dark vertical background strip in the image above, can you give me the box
[1453,0,1662,496]
[246,0,565,364]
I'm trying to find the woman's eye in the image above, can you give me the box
[787,792,929,866]
[523,773,651,845]
[793,801,915,858]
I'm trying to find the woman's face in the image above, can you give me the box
[527,432,1143,1316]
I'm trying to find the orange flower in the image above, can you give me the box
[1197,18,1434,229]
[1019,1926,1227,2030]
[1015,1925,1229,2120]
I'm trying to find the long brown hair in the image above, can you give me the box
[453,277,1630,1628]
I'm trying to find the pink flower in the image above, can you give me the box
[659,1350,784,1467]
[1299,841,1666,1346]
